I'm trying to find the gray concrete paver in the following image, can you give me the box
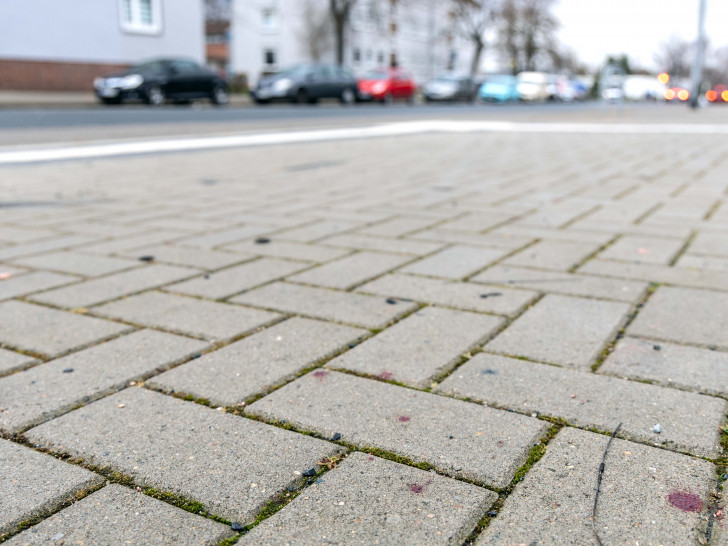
[400,245,510,280]
[4,484,233,546]
[287,251,411,290]
[24,388,344,524]
[0,270,79,300]
[119,243,250,270]
[9,251,139,277]
[599,235,685,265]
[0,347,38,376]
[246,370,548,488]
[241,452,496,545]
[501,240,601,271]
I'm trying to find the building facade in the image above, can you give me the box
[0,0,205,91]
[231,0,484,87]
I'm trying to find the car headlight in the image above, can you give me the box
[121,74,144,89]
[372,82,387,93]
[93,77,105,89]
[273,78,293,93]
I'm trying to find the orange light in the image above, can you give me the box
[677,89,690,101]
[722,90,728,102]
[658,72,670,84]
[664,89,675,100]
[707,90,718,102]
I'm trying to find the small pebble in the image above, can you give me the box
[138,255,155,262]
[331,432,342,441]
[653,424,661,434]
[480,292,502,299]
[231,522,245,532]
[487,511,498,517]
[204,274,210,279]
[255,237,271,244]
[62,368,74,373]
[302,467,316,477]
[118,404,125,409]
[653,344,661,351]
[385,297,397,305]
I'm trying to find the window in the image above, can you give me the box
[377,51,384,64]
[261,7,278,29]
[264,49,277,66]
[120,0,162,34]
[169,60,199,73]
[352,48,361,64]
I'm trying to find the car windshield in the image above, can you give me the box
[364,71,389,80]
[485,76,514,84]
[435,75,461,83]
[276,65,311,78]
[129,60,166,73]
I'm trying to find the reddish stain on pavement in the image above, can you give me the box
[398,415,411,422]
[379,371,394,380]
[311,370,329,380]
[408,479,432,494]
[667,491,703,512]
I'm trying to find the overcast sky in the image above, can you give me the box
[552,0,728,71]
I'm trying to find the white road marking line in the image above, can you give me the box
[1,120,727,165]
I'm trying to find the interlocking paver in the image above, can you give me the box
[437,353,726,458]
[167,257,309,299]
[10,251,138,277]
[120,243,250,270]
[677,253,728,271]
[231,281,418,328]
[628,286,728,348]
[687,231,728,256]
[287,251,410,290]
[472,264,649,303]
[600,337,728,396]
[0,235,99,261]
[223,238,351,262]
[0,348,38,376]
[355,216,436,237]
[275,220,361,242]
[74,230,181,255]
[0,439,102,539]
[410,228,534,250]
[399,245,509,280]
[320,233,444,255]
[148,317,365,406]
[358,273,538,316]
[92,291,280,341]
[246,370,548,488]
[0,329,207,433]
[501,240,600,271]
[0,270,79,300]
[28,264,196,308]
[5,484,233,545]
[0,300,131,358]
[241,452,496,545]
[25,388,343,524]
[486,295,630,368]
[328,307,503,387]
[599,235,685,265]
[177,225,273,248]
[477,427,715,545]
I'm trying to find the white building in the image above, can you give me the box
[231,0,488,87]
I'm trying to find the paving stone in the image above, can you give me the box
[472,265,649,303]
[687,231,728,256]
[400,245,509,280]
[28,264,196,308]
[486,295,630,368]
[10,251,139,277]
[0,301,131,358]
[25,388,343,524]
[241,452,496,546]
[502,240,600,272]
[579,258,728,292]
[677,254,728,272]
[600,337,728,397]
[437,353,725,458]
[231,282,418,329]
[287,251,411,290]
[328,307,503,388]
[0,348,38,376]
[148,317,365,406]
[276,220,362,242]
[92,291,280,341]
[0,235,99,261]
[599,235,685,265]
[0,226,57,244]
[0,329,207,433]
[0,439,102,539]
[491,225,613,245]
[320,233,444,256]
[410,228,534,250]
[437,212,515,233]
[357,273,538,316]
[628,286,728,348]
[0,271,79,300]
[167,258,308,300]
[355,216,436,237]
[477,427,716,545]
[223,238,351,262]
[75,231,183,255]
[5,484,233,545]
[246,371,548,488]
[120,244,250,270]
[177,225,273,248]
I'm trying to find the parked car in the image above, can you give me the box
[664,86,690,102]
[706,85,728,103]
[252,64,358,104]
[422,74,476,102]
[94,58,228,106]
[478,75,519,102]
[357,68,416,104]
[516,71,550,102]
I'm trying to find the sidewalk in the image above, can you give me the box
[0,122,726,544]
[0,90,253,108]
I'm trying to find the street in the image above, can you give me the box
[1,102,727,545]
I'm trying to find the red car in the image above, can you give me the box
[357,68,416,104]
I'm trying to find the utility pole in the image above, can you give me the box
[689,0,707,108]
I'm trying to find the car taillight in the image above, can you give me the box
[706,90,718,102]
[722,90,728,102]
[664,89,675,100]
[677,89,689,101]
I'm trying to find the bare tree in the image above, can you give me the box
[654,35,694,79]
[330,0,359,65]
[452,0,495,76]
[495,0,559,74]
[298,0,332,61]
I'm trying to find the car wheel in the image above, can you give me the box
[100,97,121,105]
[294,88,307,104]
[380,93,393,105]
[210,84,229,106]
[406,94,415,105]
[340,87,356,105]
[145,85,165,106]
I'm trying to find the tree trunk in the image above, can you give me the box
[470,40,484,76]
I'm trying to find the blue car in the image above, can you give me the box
[479,75,519,103]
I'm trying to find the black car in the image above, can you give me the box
[94,58,229,106]
[252,64,358,104]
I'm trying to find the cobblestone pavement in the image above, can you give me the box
[1,123,728,545]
